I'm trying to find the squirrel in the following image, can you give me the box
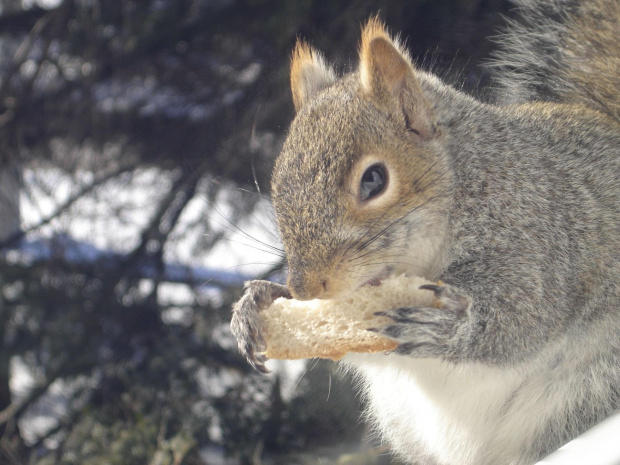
[231,0,620,464]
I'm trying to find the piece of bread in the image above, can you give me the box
[260,275,439,361]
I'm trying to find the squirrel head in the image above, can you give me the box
[272,17,453,300]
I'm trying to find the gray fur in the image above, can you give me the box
[231,1,620,463]
[488,0,620,121]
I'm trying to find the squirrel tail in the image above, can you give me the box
[488,0,620,122]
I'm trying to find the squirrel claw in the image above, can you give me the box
[419,284,444,295]
[248,353,270,374]
[231,280,291,373]
[369,285,472,357]
[421,283,471,314]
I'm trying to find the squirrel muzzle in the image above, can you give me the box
[287,267,332,300]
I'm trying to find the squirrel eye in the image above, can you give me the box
[360,164,387,201]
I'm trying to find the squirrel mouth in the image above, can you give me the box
[364,277,383,286]
[362,267,392,287]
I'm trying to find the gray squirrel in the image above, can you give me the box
[231,0,620,463]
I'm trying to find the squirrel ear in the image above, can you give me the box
[359,17,437,139]
[290,40,337,112]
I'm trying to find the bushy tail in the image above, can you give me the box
[488,0,620,122]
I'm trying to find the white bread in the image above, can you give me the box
[260,275,439,361]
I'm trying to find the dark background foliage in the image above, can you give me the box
[0,1,511,463]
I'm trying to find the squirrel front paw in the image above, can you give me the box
[369,284,471,357]
[230,280,292,373]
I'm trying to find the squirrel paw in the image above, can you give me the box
[230,280,291,373]
[369,284,471,357]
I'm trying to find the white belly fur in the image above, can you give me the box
[344,350,568,465]
[343,311,619,465]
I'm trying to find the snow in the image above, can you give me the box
[19,163,280,280]
[20,0,63,10]
[93,76,217,121]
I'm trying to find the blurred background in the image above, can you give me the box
[0,0,511,463]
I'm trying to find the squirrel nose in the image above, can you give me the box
[287,272,328,300]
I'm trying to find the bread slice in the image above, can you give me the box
[260,275,438,361]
